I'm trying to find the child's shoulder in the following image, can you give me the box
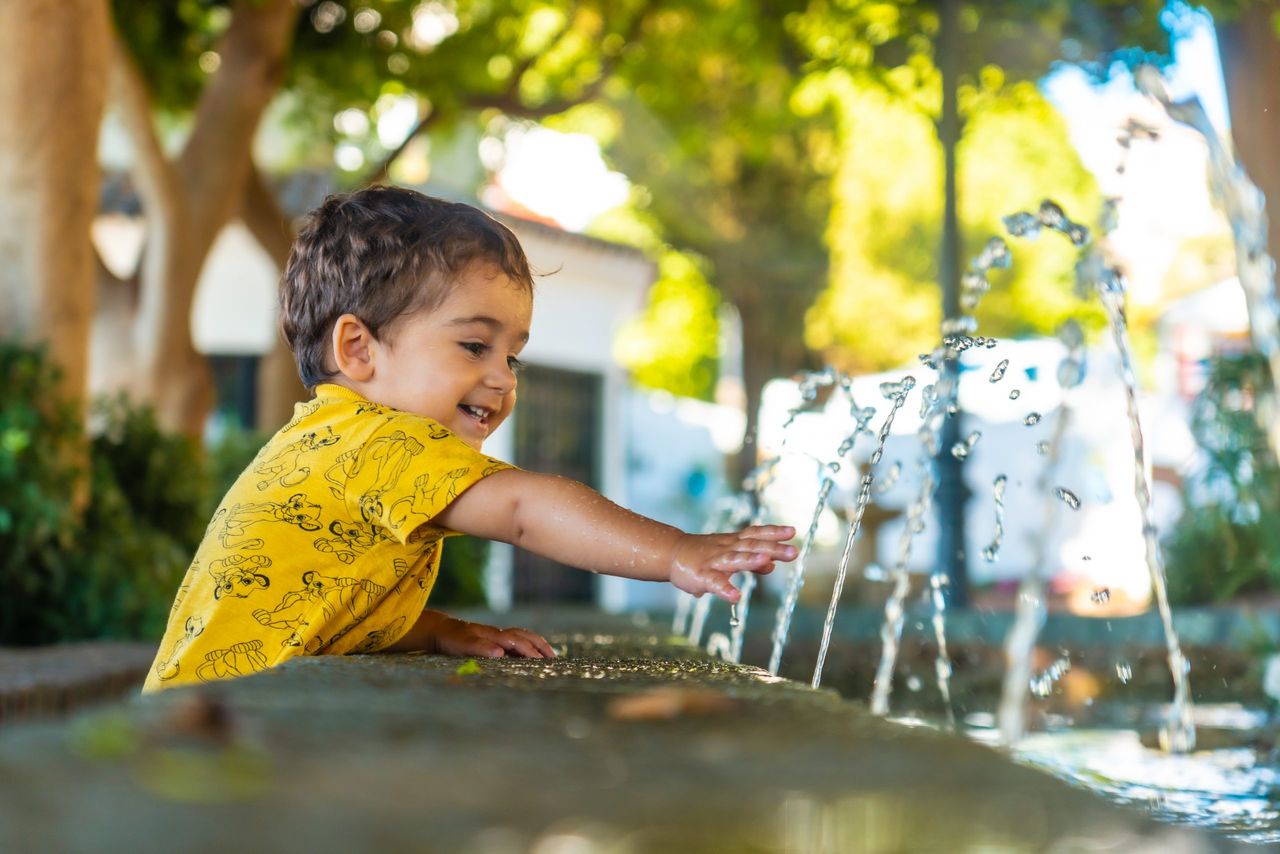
[287,386,487,456]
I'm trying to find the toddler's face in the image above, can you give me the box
[372,262,531,450]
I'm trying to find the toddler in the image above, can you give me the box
[144,187,795,692]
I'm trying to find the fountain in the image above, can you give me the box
[669,61,1280,838]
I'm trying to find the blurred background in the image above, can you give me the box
[2,0,1278,645]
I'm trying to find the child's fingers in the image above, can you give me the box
[708,550,774,571]
[495,628,555,658]
[730,537,799,561]
[737,524,796,542]
[498,635,543,658]
[711,576,741,603]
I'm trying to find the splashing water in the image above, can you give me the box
[1095,260,1196,753]
[1023,412,1042,426]
[1115,661,1133,684]
[997,311,1085,745]
[706,632,732,661]
[727,571,754,662]
[869,462,938,715]
[865,237,1009,716]
[769,474,835,675]
[989,359,1010,383]
[1138,68,1280,466]
[686,494,752,646]
[1009,388,1021,400]
[982,475,1008,563]
[874,460,902,494]
[811,377,915,689]
[1029,656,1072,698]
[950,430,982,460]
[1054,487,1081,510]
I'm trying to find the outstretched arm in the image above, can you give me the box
[432,469,796,603]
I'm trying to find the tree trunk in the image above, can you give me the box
[731,285,818,490]
[0,0,110,405]
[241,167,308,431]
[1216,2,1280,278]
[113,0,299,436]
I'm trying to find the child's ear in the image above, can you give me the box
[331,313,377,382]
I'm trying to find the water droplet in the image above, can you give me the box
[1037,199,1067,229]
[982,546,997,562]
[950,430,981,460]
[947,403,960,415]
[1058,318,1084,349]
[1115,661,1132,684]
[828,461,841,473]
[978,236,1011,270]
[1036,441,1050,456]
[989,359,1009,383]
[906,675,922,692]
[1008,388,1021,400]
[941,316,978,336]
[984,338,998,349]
[1023,412,1042,426]
[1066,223,1090,246]
[1003,210,1042,238]
[1054,487,1081,510]
[1058,358,1085,388]
[1090,588,1110,604]
[1082,555,1092,561]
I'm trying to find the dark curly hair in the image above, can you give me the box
[280,186,533,389]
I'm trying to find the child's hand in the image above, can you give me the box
[669,525,797,603]
[432,615,556,659]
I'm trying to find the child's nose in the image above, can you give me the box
[489,360,517,392]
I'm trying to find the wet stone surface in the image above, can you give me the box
[0,612,1228,852]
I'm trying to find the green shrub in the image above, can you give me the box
[0,345,83,642]
[0,348,212,644]
[435,534,490,607]
[1164,352,1280,604]
[0,344,492,642]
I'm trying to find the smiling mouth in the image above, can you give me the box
[458,404,491,427]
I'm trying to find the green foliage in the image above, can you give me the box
[434,535,490,608]
[592,203,720,400]
[805,69,1104,372]
[111,0,657,178]
[0,346,83,641]
[0,348,216,644]
[602,0,834,409]
[1164,353,1280,604]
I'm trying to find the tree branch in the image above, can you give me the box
[365,2,655,185]
[240,163,295,266]
[358,106,444,187]
[471,1,653,118]
[107,28,182,232]
[178,0,299,244]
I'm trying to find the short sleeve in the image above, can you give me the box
[338,415,512,544]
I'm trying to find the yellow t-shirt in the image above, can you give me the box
[143,384,512,693]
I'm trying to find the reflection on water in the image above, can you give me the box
[958,705,1280,844]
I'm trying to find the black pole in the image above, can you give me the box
[936,0,969,607]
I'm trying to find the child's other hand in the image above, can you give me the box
[433,616,556,659]
[669,525,797,603]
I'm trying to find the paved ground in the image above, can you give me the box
[0,609,1230,852]
[0,641,154,723]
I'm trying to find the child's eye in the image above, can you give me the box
[507,356,525,373]
[460,341,487,357]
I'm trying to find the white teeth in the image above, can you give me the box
[463,405,487,419]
